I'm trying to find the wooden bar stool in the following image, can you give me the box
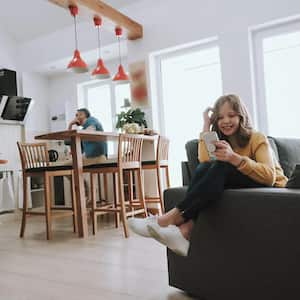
[17,142,78,240]
[84,134,148,238]
[142,135,170,214]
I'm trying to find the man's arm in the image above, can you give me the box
[68,118,79,130]
[85,125,96,131]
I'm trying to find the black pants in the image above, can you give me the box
[176,161,267,221]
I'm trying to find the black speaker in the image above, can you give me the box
[0,69,17,96]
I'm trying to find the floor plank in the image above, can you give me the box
[0,215,194,300]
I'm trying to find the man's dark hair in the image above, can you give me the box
[77,108,91,118]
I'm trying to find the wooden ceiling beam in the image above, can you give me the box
[49,0,143,40]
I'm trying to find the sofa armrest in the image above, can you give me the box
[181,161,191,186]
[167,187,300,299]
[164,186,188,212]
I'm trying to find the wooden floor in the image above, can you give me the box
[0,214,194,300]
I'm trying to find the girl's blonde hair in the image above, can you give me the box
[211,94,253,147]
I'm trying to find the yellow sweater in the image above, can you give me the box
[198,131,288,187]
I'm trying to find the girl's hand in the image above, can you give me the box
[213,140,242,166]
[202,107,214,132]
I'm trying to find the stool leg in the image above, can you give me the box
[44,173,52,240]
[118,170,129,238]
[137,168,148,218]
[156,167,165,214]
[70,174,78,233]
[90,173,97,235]
[113,173,120,228]
[97,174,102,202]
[128,170,134,210]
[103,174,108,202]
[165,166,171,188]
[20,174,28,238]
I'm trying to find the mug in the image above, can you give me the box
[48,149,59,162]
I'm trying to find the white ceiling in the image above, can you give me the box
[0,0,141,43]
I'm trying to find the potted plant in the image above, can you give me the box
[116,108,148,133]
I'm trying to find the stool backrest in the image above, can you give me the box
[118,134,143,169]
[17,142,50,171]
[157,136,169,165]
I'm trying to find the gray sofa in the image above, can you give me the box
[165,137,300,300]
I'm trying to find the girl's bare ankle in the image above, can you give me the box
[179,226,191,241]
[174,215,185,226]
[157,216,169,227]
[158,211,184,227]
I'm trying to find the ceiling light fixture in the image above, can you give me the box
[91,16,110,79]
[113,27,130,84]
[67,5,88,73]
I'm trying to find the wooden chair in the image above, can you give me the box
[84,134,148,238]
[17,142,78,240]
[142,135,170,213]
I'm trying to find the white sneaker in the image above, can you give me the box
[147,223,190,257]
[128,215,158,238]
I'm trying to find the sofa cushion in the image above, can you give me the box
[185,139,199,175]
[267,136,279,162]
[286,164,300,188]
[272,137,300,177]
[164,186,300,212]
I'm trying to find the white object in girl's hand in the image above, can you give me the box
[202,131,219,160]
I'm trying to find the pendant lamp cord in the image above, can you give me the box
[74,16,78,50]
[118,36,122,65]
[97,26,101,58]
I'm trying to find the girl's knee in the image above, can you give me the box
[196,161,213,170]
[210,160,235,173]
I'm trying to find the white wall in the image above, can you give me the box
[0,25,50,142]
[0,25,18,70]
[22,72,50,141]
[0,26,21,171]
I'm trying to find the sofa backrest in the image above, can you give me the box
[185,136,300,178]
[185,139,200,176]
[271,137,300,177]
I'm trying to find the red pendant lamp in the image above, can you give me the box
[91,16,110,79]
[113,27,130,84]
[67,5,88,73]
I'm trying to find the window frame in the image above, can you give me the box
[81,81,116,132]
[249,16,300,134]
[149,36,222,135]
[148,37,223,186]
[79,80,132,155]
[80,80,132,133]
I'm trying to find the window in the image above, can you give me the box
[87,84,112,132]
[115,83,132,115]
[155,41,223,186]
[79,81,132,155]
[251,20,300,137]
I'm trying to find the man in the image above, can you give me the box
[68,108,108,166]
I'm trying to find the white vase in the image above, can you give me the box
[122,123,141,134]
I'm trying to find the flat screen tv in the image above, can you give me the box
[1,96,32,122]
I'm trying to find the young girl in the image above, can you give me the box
[128,94,288,256]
